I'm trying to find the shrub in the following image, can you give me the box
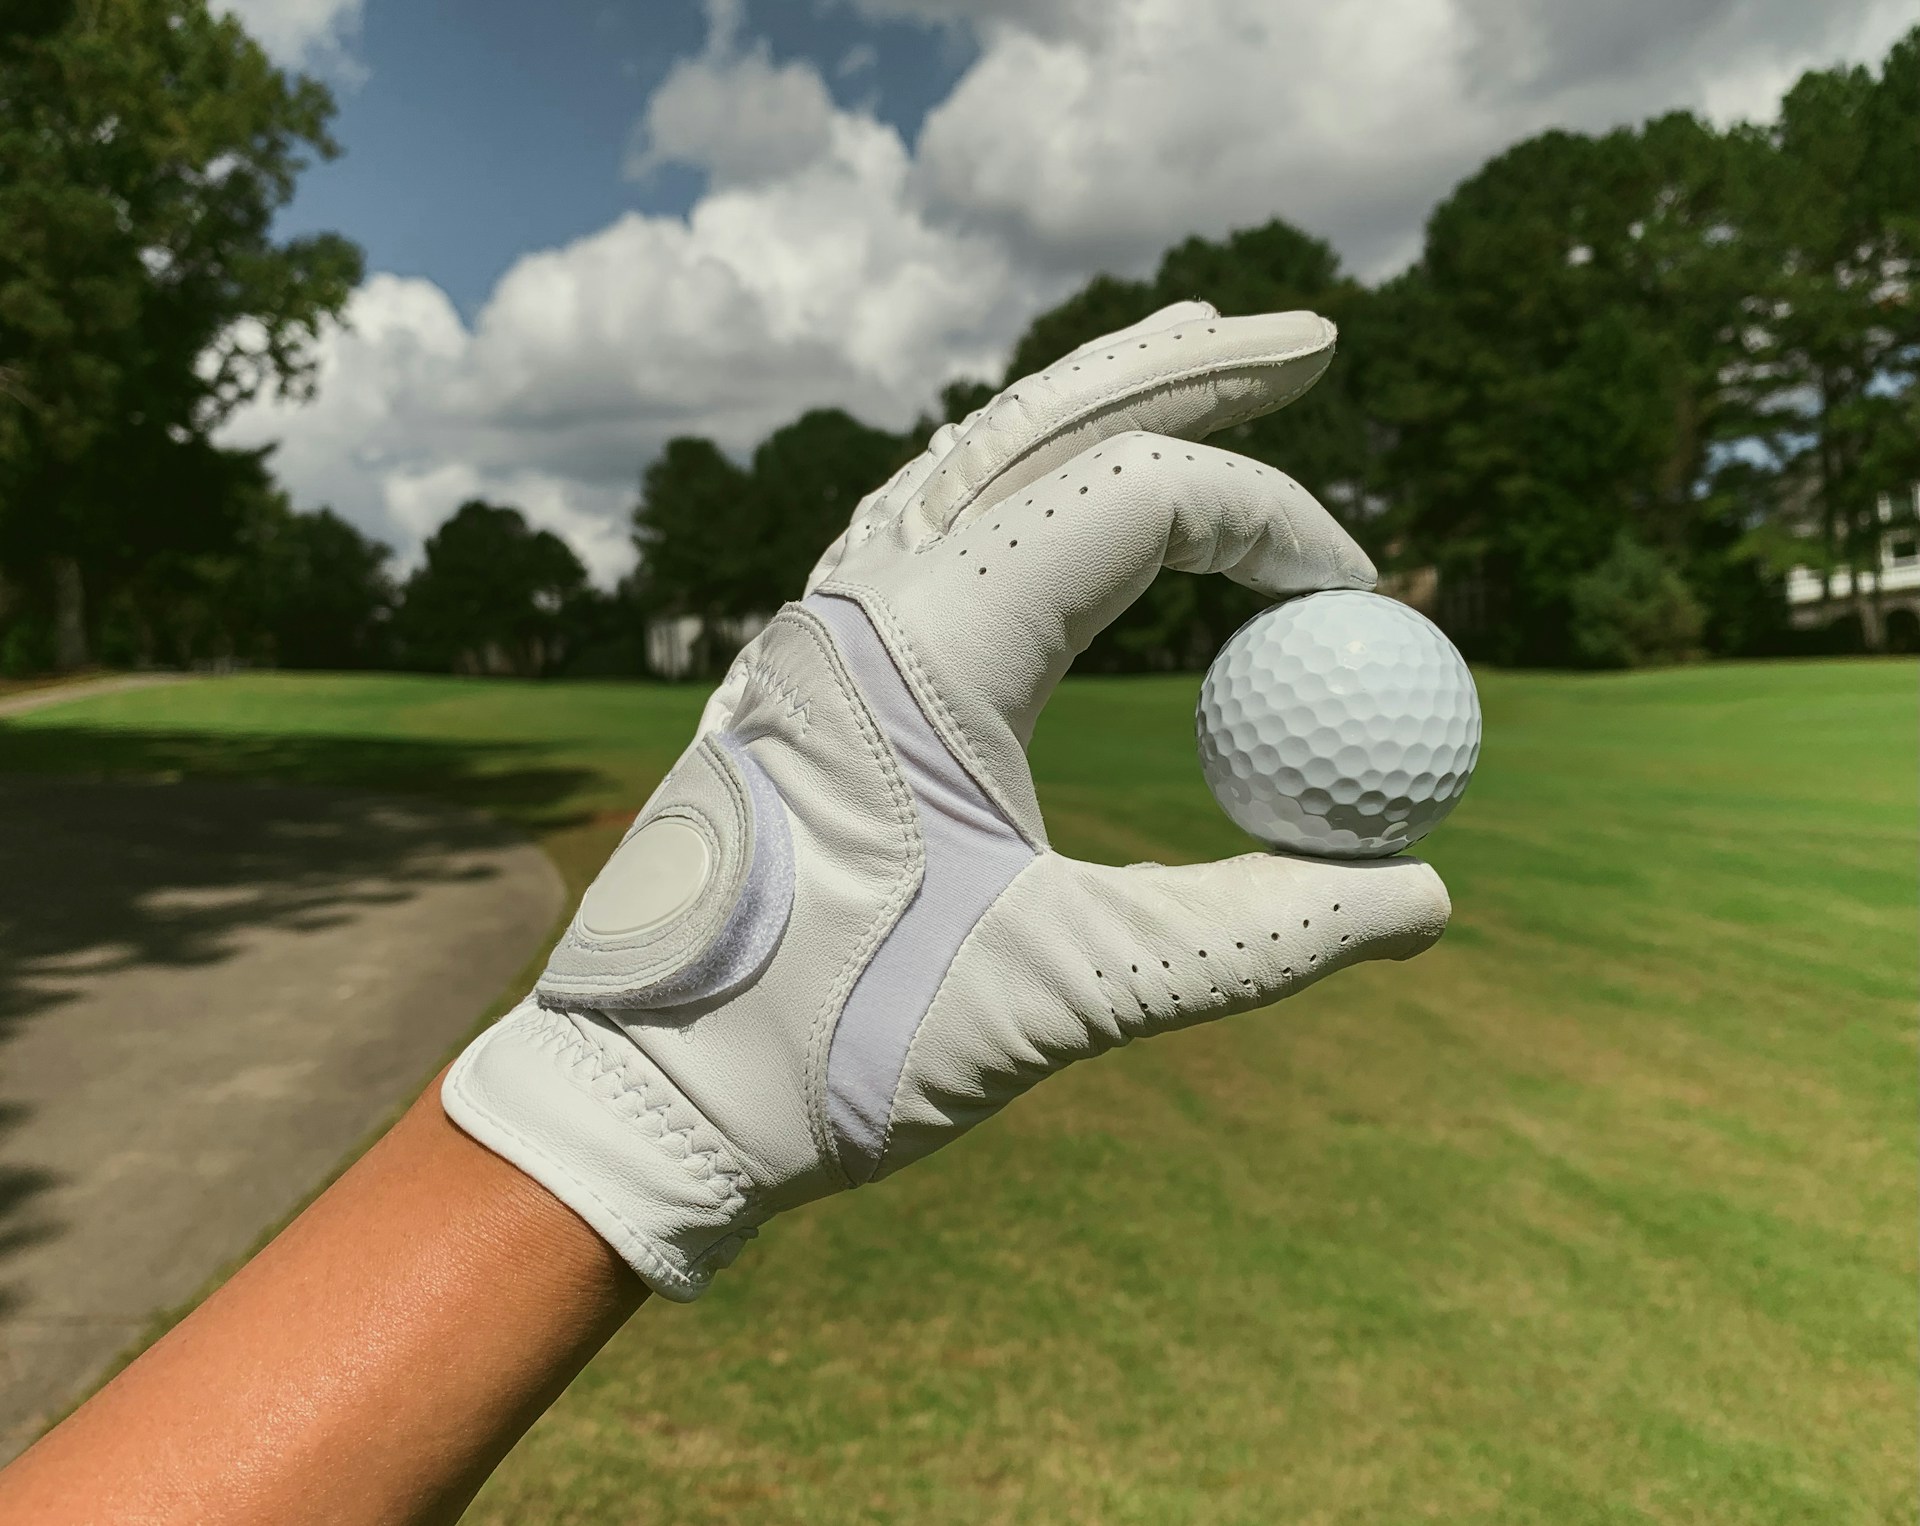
[1570,535,1705,667]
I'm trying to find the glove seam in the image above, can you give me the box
[731,646,812,735]
[444,1015,746,1301]
[929,339,1332,531]
[814,580,1042,853]
[876,852,1053,1168]
[531,1012,753,1219]
[771,605,926,1188]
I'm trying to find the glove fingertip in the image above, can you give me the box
[1379,854,1451,958]
[1246,848,1452,960]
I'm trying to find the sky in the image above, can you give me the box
[215,0,1920,584]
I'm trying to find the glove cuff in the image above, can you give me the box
[442,999,762,1301]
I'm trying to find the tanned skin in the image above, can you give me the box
[0,1070,648,1526]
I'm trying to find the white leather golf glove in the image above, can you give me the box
[443,303,1451,1300]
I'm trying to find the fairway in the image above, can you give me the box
[1,659,1912,1524]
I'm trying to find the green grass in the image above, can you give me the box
[2,660,1912,1524]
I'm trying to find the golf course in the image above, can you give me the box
[0,656,1909,1524]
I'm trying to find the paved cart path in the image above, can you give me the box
[0,775,564,1459]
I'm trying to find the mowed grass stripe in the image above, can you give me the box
[2,658,1910,1524]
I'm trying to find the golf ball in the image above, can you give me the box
[1196,590,1481,859]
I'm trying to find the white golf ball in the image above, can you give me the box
[1196,590,1482,859]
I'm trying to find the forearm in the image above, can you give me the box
[0,1070,647,1526]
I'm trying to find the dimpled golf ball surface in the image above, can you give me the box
[1196,590,1481,859]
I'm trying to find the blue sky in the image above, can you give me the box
[217,0,1920,580]
[278,1,976,315]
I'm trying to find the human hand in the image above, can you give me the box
[443,302,1451,1299]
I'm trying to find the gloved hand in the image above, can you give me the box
[442,302,1452,1300]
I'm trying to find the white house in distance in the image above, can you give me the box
[1786,484,1920,652]
[645,613,768,679]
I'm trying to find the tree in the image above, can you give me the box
[998,219,1371,671]
[620,27,1920,675]
[1367,30,1920,663]
[0,0,361,667]
[240,499,394,669]
[76,475,394,670]
[92,441,280,666]
[631,436,759,675]
[746,409,911,607]
[1569,534,1705,667]
[632,411,909,676]
[1369,114,1753,663]
[397,501,589,676]
[1720,31,1920,648]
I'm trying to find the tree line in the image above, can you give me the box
[0,1,630,677]
[638,26,1919,672]
[0,0,360,672]
[2,1,1914,678]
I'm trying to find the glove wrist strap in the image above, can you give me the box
[443,1001,760,1301]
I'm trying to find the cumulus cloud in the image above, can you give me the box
[837,43,879,78]
[628,28,840,187]
[222,83,1033,582]
[225,0,1918,580]
[214,0,364,77]
[912,0,1920,279]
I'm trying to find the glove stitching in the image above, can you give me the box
[816,579,1041,853]
[876,853,1051,1167]
[448,1010,744,1300]
[532,1010,753,1221]
[774,605,924,1186]
[735,650,811,736]
[925,341,1330,532]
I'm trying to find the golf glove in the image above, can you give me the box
[443,302,1452,1300]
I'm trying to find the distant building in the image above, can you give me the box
[1785,485,1920,652]
[1375,559,1491,645]
[645,613,768,679]
[1374,564,1438,616]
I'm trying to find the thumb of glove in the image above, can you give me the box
[1077,851,1450,1033]
[873,848,1449,1179]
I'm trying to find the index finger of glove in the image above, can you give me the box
[879,301,1227,541]
[890,305,1337,545]
[807,311,1171,598]
[838,433,1375,756]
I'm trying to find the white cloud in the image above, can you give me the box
[837,43,879,78]
[228,0,1919,581]
[222,92,1033,584]
[213,0,364,77]
[913,0,1920,281]
[1685,0,1920,124]
[629,28,839,187]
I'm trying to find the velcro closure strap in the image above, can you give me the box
[537,732,795,1010]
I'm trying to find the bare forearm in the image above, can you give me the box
[0,1071,647,1526]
